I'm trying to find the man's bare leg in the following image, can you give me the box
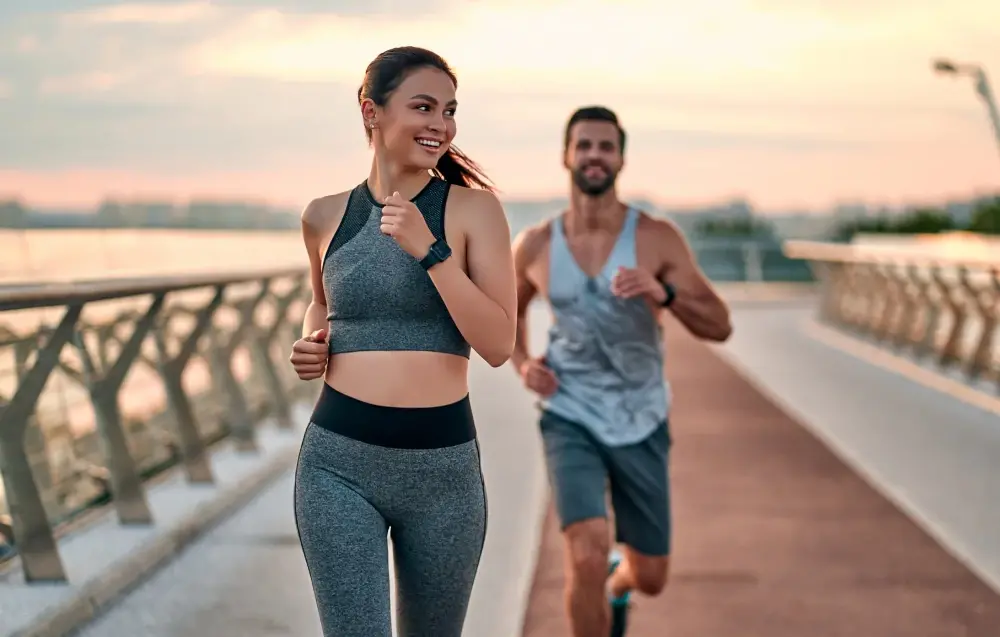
[608,544,670,598]
[564,518,611,637]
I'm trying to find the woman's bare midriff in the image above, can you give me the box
[324,351,471,407]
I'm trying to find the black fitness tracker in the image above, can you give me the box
[419,239,452,270]
[660,281,677,307]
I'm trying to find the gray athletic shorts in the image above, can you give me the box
[539,409,673,556]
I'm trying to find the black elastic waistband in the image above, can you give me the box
[310,383,476,449]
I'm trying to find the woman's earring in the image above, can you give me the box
[369,121,375,129]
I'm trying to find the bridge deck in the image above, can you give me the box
[520,314,1000,637]
[14,299,1000,637]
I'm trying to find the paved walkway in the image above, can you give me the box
[719,302,1000,590]
[71,471,320,637]
[33,298,1000,637]
[57,309,553,637]
[520,315,1000,637]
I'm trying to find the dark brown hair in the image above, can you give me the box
[564,105,627,154]
[359,46,494,192]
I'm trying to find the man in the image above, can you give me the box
[511,106,732,637]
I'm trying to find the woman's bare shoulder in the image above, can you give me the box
[301,190,352,236]
[444,185,507,233]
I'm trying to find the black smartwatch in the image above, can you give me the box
[660,281,677,307]
[419,239,452,270]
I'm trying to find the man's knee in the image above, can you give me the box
[564,518,610,584]
[629,553,670,596]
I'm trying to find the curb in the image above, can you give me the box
[13,444,301,637]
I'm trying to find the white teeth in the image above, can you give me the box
[417,139,441,148]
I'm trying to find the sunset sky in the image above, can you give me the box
[0,0,999,212]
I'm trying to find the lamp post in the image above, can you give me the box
[932,58,1000,160]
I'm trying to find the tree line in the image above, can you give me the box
[833,197,1000,241]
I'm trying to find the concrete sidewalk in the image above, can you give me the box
[1,313,553,637]
[0,405,312,637]
[520,315,1000,637]
[718,302,1000,592]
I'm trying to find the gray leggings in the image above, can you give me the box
[293,387,487,637]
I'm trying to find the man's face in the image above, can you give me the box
[564,120,624,197]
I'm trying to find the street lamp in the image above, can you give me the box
[932,57,1000,159]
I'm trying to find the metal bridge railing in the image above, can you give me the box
[783,240,1000,385]
[0,267,313,583]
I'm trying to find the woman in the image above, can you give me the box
[287,46,517,637]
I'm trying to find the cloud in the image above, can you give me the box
[213,0,455,16]
[38,71,124,95]
[178,0,1000,117]
[185,1,841,88]
[62,2,215,25]
[0,0,998,210]
[52,0,453,26]
[749,0,988,21]
[15,35,39,54]
[0,0,106,20]
[0,75,357,171]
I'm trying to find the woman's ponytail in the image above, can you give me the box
[434,145,495,192]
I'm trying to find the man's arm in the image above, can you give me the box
[656,220,733,342]
[510,224,547,374]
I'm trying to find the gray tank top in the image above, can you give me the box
[541,207,670,447]
[322,178,470,358]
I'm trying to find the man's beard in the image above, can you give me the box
[572,164,618,197]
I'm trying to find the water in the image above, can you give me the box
[0,229,308,529]
[0,228,305,284]
[0,224,811,530]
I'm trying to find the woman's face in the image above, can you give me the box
[366,66,458,171]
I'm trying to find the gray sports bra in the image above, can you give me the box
[321,178,470,358]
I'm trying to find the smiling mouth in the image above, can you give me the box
[416,138,442,150]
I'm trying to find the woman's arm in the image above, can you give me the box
[288,198,335,381]
[426,189,517,367]
[300,198,331,337]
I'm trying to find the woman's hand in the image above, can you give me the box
[289,328,329,380]
[381,191,436,260]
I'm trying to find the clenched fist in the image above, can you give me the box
[380,191,436,260]
[519,357,559,398]
[610,266,667,304]
[289,328,329,381]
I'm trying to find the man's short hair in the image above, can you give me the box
[563,106,627,153]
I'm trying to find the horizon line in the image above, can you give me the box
[4,186,999,216]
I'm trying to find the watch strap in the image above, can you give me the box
[419,239,451,270]
[660,281,677,307]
